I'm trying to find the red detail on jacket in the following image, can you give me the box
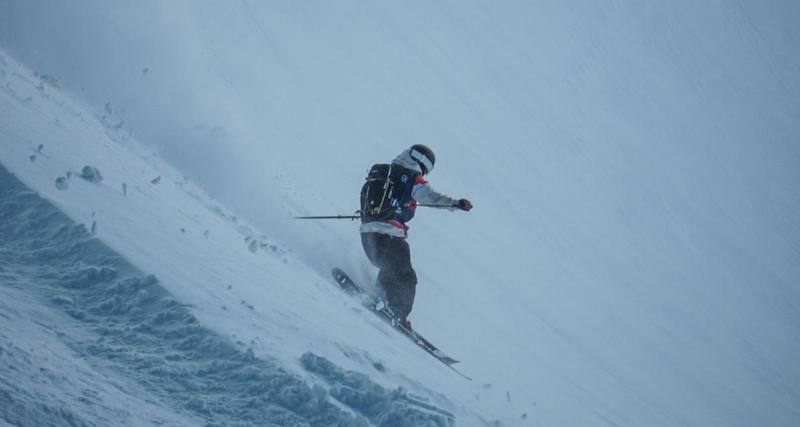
[387,219,406,230]
[407,175,427,211]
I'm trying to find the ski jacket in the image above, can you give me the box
[360,148,459,238]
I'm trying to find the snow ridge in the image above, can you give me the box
[0,164,451,427]
[301,353,454,426]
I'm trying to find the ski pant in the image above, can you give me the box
[360,232,418,321]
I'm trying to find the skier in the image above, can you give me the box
[359,145,472,329]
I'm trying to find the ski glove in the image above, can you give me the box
[457,199,473,211]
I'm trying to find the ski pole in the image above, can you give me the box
[293,204,460,220]
[293,214,360,220]
[417,203,458,208]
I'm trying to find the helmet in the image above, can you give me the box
[409,144,435,174]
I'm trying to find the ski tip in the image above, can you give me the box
[331,267,361,294]
[435,353,460,365]
[331,268,347,283]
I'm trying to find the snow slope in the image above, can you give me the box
[2,1,800,426]
[0,160,459,427]
[0,54,474,426]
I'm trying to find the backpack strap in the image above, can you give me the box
[373,163,393,216]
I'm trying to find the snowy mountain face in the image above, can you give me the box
[1,1,799,426]
[0,56,464,426]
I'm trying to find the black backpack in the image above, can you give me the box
[360,163,418,224]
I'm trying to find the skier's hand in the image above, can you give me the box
[457,199,473,211]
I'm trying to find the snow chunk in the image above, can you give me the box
[55,176,68,190]
[80,165,103,183]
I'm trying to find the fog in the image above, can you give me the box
[2,1,799,424]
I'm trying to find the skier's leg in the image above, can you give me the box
[381,236,417,321]
[362,232,393,304]
[360,232,382,268]
[363,232,418,320]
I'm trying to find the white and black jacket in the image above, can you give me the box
[359,148,459,238]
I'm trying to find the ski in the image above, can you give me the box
[331,268,471,380]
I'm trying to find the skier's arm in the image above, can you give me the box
[412,181,464,211]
